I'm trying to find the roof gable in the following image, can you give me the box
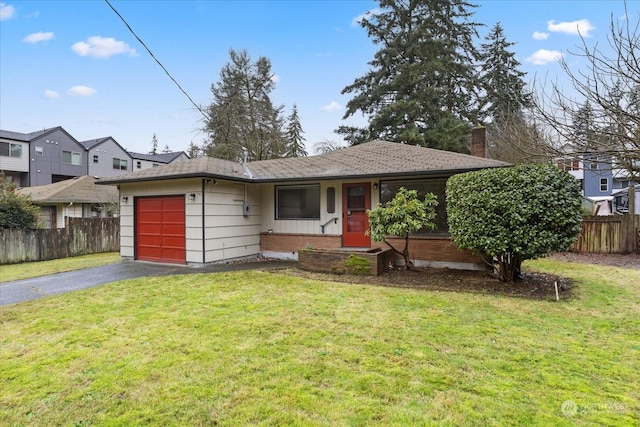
[81,136,131,157]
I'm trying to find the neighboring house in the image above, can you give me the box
[99,134,509,270]
[128,151,190,171]
[81,137,133,177]
[612,186,640,215]
[0,130,30,187]
[0,126,87,187]
[558,145,638,213]
[17,175,119,228]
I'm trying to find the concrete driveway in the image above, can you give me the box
[0,259,295,306]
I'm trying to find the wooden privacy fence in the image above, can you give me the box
[0,217,120,265]
[572,215,639,254]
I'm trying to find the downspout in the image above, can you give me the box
[202,179,206,264]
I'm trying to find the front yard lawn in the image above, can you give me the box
[1,260,638,425]
[0,252,121,283]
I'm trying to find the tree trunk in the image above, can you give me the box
[402,235,413,270]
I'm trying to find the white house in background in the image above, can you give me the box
[99,131,509,270]
[128,151,190,171]
[81,137,133,177]
[0,130,30,187]
[18,176,119,228]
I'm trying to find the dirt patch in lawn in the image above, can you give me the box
[277,265,573,301]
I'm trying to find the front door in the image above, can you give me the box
[342,183,371,247]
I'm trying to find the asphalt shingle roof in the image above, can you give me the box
[81,137,111,150]
[98,140,510,185]
[17,176,119,204]
[128,151,187,163]
[0,127,59,142]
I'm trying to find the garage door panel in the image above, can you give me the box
[139,212,162,222]
[163,212,184,222]
[162,235,185,246]
[136,195,186,264]
[162,224,185,234]
[139,199,163,211]
[138,234,162,245]
[137,224,161,234]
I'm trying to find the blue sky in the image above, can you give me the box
[0,0,634,155]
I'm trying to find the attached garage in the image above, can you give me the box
[135,195,186,264]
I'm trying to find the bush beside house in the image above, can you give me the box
[446,163,582,282]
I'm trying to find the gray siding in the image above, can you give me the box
[29,129,87,186]
[87,138,133,178]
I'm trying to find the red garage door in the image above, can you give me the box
[135,196,186,264]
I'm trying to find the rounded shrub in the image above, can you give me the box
[446,163,582,282]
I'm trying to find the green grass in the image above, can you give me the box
[1,260,638,426]
[0,252,121,283]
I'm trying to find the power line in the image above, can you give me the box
[104,0,209,121]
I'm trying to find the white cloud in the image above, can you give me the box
[71,36,136,59]
[532,31,549,40]
[67,85,97,96]
[547,19,595,37]
[0,2,16,20]
[351,8,381,27]
[23,31,54,44]
[526,49,563,65]
[322,101,342,112]
[43,89,59,99]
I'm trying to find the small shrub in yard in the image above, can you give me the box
[0,173,40,230]
[367,187,438,270]
[446,163,582,282]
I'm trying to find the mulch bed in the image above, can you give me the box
[278,265,573,301]
[267,251,639,301]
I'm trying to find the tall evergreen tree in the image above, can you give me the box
[284,104,307,157]
[150,133,158,155]
[187,141,201,158]
[337,0,482,153]
[478,22,531,123]
[203,49,286,162]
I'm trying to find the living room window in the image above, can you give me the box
[275,184,320,219]
[380,178,449,234]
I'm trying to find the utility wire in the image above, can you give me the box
[104,0,209,121]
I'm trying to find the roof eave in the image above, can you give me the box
[96,172,254,185]
[97,164,509,186]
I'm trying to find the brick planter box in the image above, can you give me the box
[298,247,394,276]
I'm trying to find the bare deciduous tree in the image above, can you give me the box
[486,111,556,164]
[534,4,640,180]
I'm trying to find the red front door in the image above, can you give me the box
[342,183,371,247]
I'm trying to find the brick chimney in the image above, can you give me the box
[471,126,486,158]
